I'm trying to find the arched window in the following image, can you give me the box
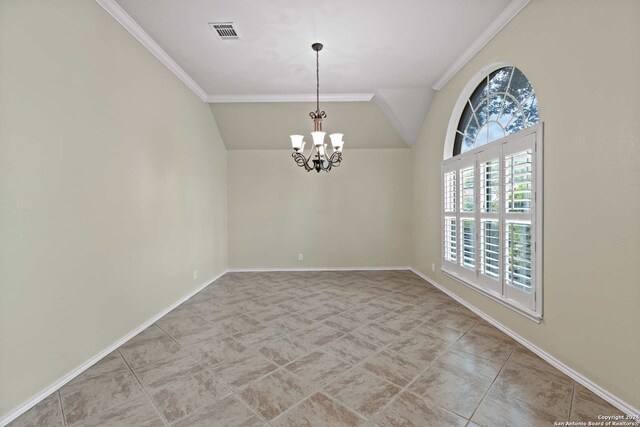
[453,66,539,156]
[441,65,543,321]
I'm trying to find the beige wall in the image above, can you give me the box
[228,149,412,269]
[0,0,227,417]
[412,0,640,409]
[2,0,639,419]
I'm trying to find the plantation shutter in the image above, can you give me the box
[458,156,476,282]
[442,161,459,271]
[503,132,536,310]
[476,145,502,294]
[441,124,542,319]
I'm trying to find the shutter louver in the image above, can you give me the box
[444,171,457,212]
[505,150,533,214]
[460,166,475,213]
[444,217,457,262]
[481,219,500,279]
[480,159,500,213]
[461,219,476,270]
[505,221,533,292]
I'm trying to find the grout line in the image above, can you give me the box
[468,337,577,422]
[282,338,411,416]
[171,304,212,324]
[266,285,471,424]
[57,390,67,427]
[255,302,407,423]
[57,351,172,427]
[153,312,273,426]
[466,343,517,424]
[214,381,272,425]
[266,377,374,427]
[323,393,380,425]
[363,317,481,421]
[410,273,581,422]
[121,325,194,372]
[117,348,170,426]
[207,320,362,425]
[568,381,576,422]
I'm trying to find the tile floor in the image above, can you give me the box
[9,271,629,426]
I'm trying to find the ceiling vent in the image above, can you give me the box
[209,22,239,40]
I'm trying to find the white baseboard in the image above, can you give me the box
[0,270,228,427]
[409,267,640,418]
[227,266,411,272]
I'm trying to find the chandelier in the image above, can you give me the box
[290,43,344,173]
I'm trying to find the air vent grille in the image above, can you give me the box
[209,22,239,40]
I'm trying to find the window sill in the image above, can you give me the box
[441,268,542,323]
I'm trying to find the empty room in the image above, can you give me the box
[1,0,639,426]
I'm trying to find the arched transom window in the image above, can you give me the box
[454,66,539,156]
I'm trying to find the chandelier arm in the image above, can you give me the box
[292,151,313,172]
[307,144,319,170]
[320,151,337,172]
[329,151,342,167]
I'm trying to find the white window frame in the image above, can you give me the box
[441,124,543,321]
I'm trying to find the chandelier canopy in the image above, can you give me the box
[290,43,344,173]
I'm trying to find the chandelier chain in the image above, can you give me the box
[316,49,320,115]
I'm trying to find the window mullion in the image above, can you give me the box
[456,162,461,273]
[499,143,505,297]
[475,156,480,279]
[531,137,538,308]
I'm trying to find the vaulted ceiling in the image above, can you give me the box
[101,0,529,148]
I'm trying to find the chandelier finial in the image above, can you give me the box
[312,43,323,116]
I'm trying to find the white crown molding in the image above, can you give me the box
[432,0,531,91]
[95,0,209,102]
[0,270,228,427]
[409,268,640,419]
[206,93,375,103]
